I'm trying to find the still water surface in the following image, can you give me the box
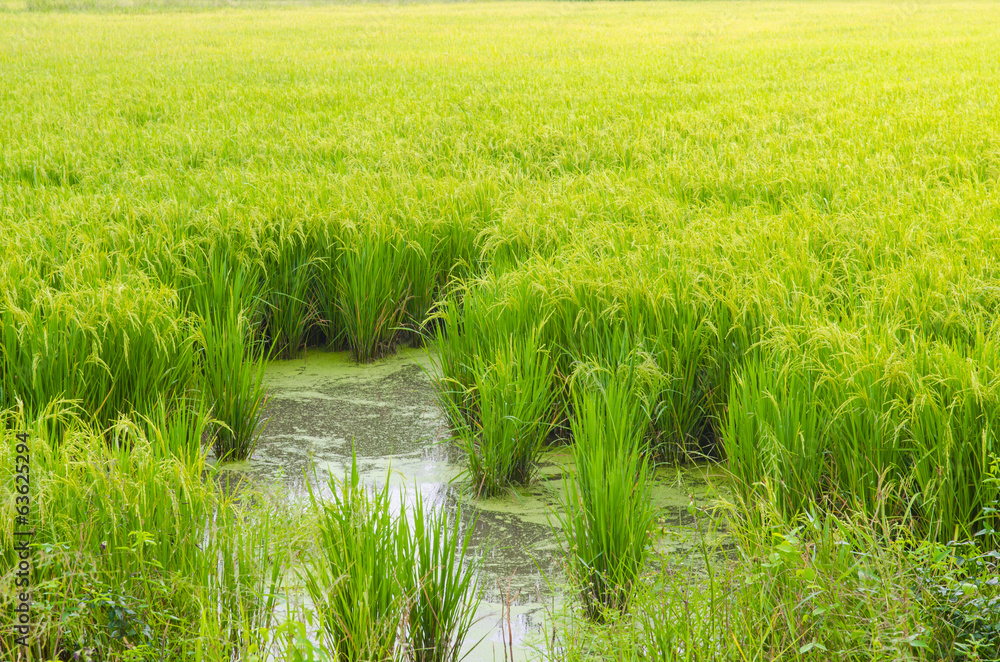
[217,346,723,661]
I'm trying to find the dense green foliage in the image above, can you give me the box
[196,298,272,460]
[554,500,1000,661]
[440,330,559,496]
[0,403,285,660]
[2,1,1000,658]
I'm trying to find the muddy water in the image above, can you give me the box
[229,346,723,661]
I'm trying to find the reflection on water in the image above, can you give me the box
[218,345,725,661]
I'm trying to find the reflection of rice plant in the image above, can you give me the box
[450,332,558,497]
[196,301,271,461]
[304,455,480,662]
[559,365,657,622]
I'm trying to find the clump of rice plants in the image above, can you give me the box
[303,459,400,660]
[723,352,826,519]
[328,228,411,363]
[0,277,196,430]
[448,331,559,497]
[429,278,538,426]
[398,490,481,662]
[722,326,1000,542]
[303,455,480,662]
[0,403,286,659]
[263,222,320,359]
[559,362,658,622]
[196,300,271,462]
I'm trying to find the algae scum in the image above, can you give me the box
[226,346,721,660]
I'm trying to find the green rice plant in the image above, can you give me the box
[642,281,716,461]
[399,227,442,340]
[311,219,344,349]
[720,321,1000,542]
[0,277,196,431]
[397,491,481,662]
[727,323,909,523]
[302,465,424,661]
[330,228,411,362]
[813,329,911,518]
[559,364,657,622]
[182,243,267,330]
[139,393,212,465]
[205,494,287,659]
[195,300,271,462]
[303,457,402,662]
[262,220,320,358]
[452,331,559,497]
[429,278,542,427]
[562,321,666,428]
[723,352,827,519]
[905,333,1000,542]
[426,179,490,282]
[433,256,712,459]
[303,454,481,662]
[0,403,286,659]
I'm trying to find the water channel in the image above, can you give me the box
[216,345,725,661]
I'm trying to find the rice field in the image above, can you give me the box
[3,0,1000,659]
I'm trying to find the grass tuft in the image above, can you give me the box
[449,331,559,498]
[559,362,658,622]
[303,454,481,661]
[196,300,271,462]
